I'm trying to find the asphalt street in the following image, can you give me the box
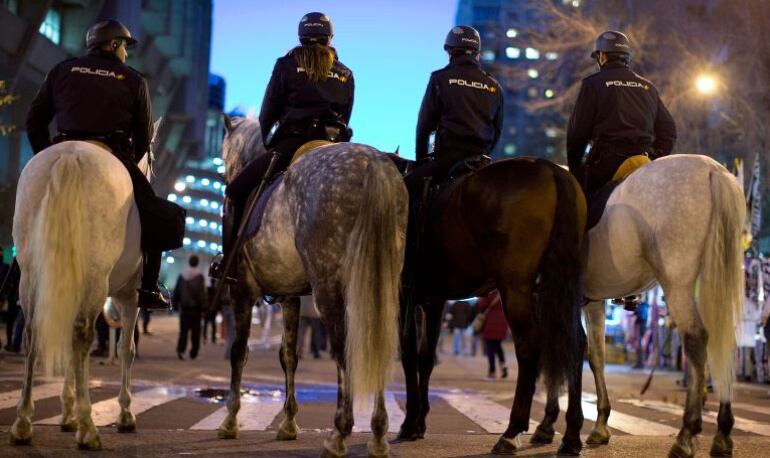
[0,313,768,457]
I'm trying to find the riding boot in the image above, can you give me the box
[209,197,239,284]
[137,250,170,311]
[0,258,20,300]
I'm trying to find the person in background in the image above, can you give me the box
[297,295,326,359]
[478,290,508,380]
[448,299,472,356]
[466,298,480,357]
[203,283,220,344]
[1,247,21,353]
[174,255,207,360]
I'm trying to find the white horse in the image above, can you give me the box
[532,154,745,458]
[9,136,154,449]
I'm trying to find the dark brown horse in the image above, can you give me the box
[394,156,587,455]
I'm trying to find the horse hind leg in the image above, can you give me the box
[666,287,706,458]
[115,292,139,433]
[584,300,612,445]
[367,390,389,458]
[710,402,734,456]
[60,358,78,432]
[218,285,255,439]
[276,296,300,441]
[10,311,37,445]
[530,380,559,445]
[73,314,102,450]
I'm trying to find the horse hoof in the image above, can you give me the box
[585,429,610,445]
[275,420,298,441]
[668,442,694,458]
[320,447,345,458]
[9,434,31,446]
[117,422,136,433]
[77,435,102,451]
[710,433,733,457]
[367,439,389,458]
[491,435,519,455]
[217,427,239,440]
[60,422,78,433]
[396,427,420,441]
[557,440,582,456]
[530,426,555,445]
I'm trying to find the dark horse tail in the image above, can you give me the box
[535,160,586,390]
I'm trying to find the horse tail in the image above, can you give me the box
[699,168,745,402]
[343,157,406,400]
[30,152,89,376]
[535,163,586,389]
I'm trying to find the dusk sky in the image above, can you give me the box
[211,0,458,159]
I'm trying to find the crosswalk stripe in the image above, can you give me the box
[0,383,64,410]
[439,392,539,434]
[537,393,678,436]
[618,399,770,436]
[352,391,405,433]
[36,387,186,426]
[190,396,284,431]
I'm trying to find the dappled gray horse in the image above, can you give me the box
[533,155,745,458]
[218,117,407,457]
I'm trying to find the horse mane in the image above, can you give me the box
[222,116,267,183]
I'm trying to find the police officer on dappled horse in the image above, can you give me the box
[567,30,677,195]
[405,25,503,202]
[210,12,354,284]
[567,30,677,310]
[11,19,181,310]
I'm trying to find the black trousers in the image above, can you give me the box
[122,159,163,290]
[485,339,506,374]
[177,309,202,358]
[580,150,642,196]
[203,310,217,343]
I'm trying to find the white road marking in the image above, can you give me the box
[190,396,284,431]
[439,392,540,434]
[0,382,64,410]
[352,391,405,433]
[619,398,770,436]
[36,387,186,426]
[707,401,770,418]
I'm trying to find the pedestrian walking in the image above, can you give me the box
[203,283,220,344]
[174,255,207,360]
[1,247,21,353]
[448,299,473,356]
[297,295,325,359]
[477,290,508,380]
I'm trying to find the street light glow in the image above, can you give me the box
[695,74,717,95]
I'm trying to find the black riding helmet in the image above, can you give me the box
[86,19,137,49]
[298,12,333,45]
[444,25,481,53]
[590,30,632,60]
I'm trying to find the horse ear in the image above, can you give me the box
[394,146,400,156]
[223,113,233,133]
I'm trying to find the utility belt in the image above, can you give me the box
[586,143,650,166]
[54,130,134,163]
[265,118,352,148]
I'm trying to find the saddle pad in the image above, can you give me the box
[243,175,284,241]
[612,154,651,183]
[290,140,333,167]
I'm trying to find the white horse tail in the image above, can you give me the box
[343,156,406,401]
[31,152,89,376]
[699,167,745,402]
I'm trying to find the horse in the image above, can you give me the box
[532,154,745,458]
[9,136,156,449]
[389,155,588,455]
[217,116,407,458]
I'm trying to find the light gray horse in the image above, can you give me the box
[9,138,154,449]
[218,116,407,458]
[532,154,745,458]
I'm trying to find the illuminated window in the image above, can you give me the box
[38,9,61,44]
[525,48,540,60]
[504,144,516,156]
[505,47,520,59]
[545,52,559,60]
[545,89,555,98]
[527,69,539,79]
[505,28,518,38]
[481,50,496,62]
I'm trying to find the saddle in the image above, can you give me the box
[242,140,333,241]
[586,154,651,230]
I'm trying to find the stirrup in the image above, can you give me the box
[137,286,171,311]
[209,254,238,285]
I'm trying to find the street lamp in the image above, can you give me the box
[695,73,718,95]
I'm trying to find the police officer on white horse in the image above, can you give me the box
[7,19,181,310]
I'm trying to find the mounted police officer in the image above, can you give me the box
[567,30,677,196]
[210,12,354,284]
[405,25,503,200]
[20,19,176,310]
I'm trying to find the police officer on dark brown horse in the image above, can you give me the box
[405,25,503,199]
[210,12,354,285]
[14,19,179,310]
